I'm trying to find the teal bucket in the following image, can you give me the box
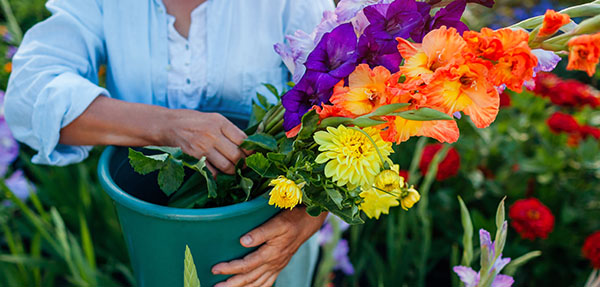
[98,146,279,287]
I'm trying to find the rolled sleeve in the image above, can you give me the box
[4,0,108,166]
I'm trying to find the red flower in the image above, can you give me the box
[509,198,555,240]
[398,170,410,183]
[419,144,460,181]
[499,91,512,107]
[532,73,600,108]
[580,125,600,140]
[547,112,580,134]
[583,231,600,269]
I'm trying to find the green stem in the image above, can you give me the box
[408,137,428,185]
[416,145,451,287]
[351,127,388,169]
[264,105,285,134]
[510,1,600,29]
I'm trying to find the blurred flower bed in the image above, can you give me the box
[1,1,599,287]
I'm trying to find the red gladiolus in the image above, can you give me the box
[509,198,555,240]
[419,144,460,181]
[546,112,580,134]
[583,231,600,269]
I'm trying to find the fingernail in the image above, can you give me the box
[241,235,253,245]
[212,268,220,275]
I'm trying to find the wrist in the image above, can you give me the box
[149,106,176,146]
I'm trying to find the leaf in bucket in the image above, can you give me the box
[184,245,201,287]
[240,133,278,152]
[144,146,183,158]
[237,169,254,201]
[158,157,185,196]
[188,157,217,198]
[128,149,169,174]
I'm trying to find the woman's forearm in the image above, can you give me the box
[59,95,170,147]
[59,95,248,174]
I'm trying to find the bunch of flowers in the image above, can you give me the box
[508,198,555,240]
[130,0,600,224]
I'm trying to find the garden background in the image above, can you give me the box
[1,0,599,286]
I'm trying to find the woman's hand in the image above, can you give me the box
[161,110,248,175]
[211,208,327,287]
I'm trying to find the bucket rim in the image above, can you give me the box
[98,146,273,221]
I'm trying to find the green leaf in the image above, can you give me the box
[457,196,473,267]
[249,103,267,127]
[278,137,294,155]
[318,117,353,129]
[263,83,280,100]
[358,103,410,118]
[391,108,453,121]
[326,189,344,209]
[158,157,185,196]
[306,205,323,217]
[237,169,254,202]
[267,152,286,164]
[245,153,272,177]
[128,149,168,175]
[503,250,542,276]
[144,146,183,158]
[188,158,217,198]
[351,117,386,127]
[184,245,201,287]
[240,133,278,152]
[297,110,319,140]
[256,93,271,109]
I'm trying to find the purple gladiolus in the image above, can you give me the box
[5,46,17,59]
[411,0,469,43]
[5,170,33,201]
[304,23,358,81]
[333,239,355,275]
[282,73,339,131]
[319,215,351,245]
[532,49,561,73]
[356,0,423,72]
[454,228,514,287]
[427,0,495,8]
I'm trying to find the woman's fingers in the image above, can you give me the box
[250,271,274,287]
[215,136,245,166]
[213,265,270,287]
[212,244,275,275]
[221,119,247,146]
[207,149,235,174]
[240,217,288,248]
[263,273,278,287]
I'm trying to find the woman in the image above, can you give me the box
[4,0,333,286]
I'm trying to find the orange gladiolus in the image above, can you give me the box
[397,26,468,84]
[566,33,600,77]
[463,28,538,92]
[422,60,499,128]
[329,64,393,117]
[380,115,459,144]
[539,10,571,37]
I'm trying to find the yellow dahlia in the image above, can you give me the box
[374,164,405,193]
[314,125,392,189]
[400,186,420,211]
[359,187,399,219]
[268,176,304,209]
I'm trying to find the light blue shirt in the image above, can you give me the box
[5,0,334,166]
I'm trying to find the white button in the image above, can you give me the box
[185,44,189,50]
[186,79,191,84]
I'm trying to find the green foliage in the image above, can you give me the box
[184,245,200,287]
